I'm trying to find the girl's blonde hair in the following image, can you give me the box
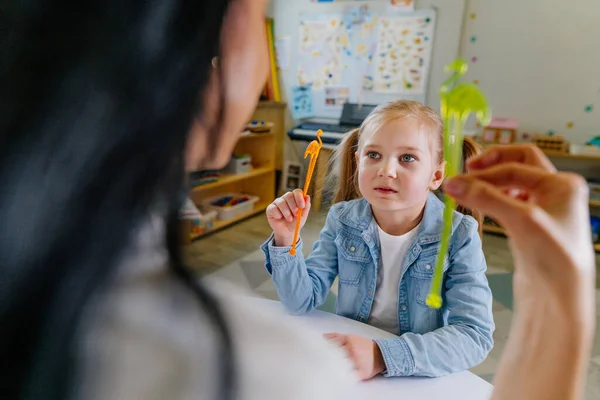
[331,99,483,236]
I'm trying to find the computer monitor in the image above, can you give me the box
[339,103,378,127]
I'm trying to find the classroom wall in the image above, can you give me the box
[459,0,600,144]
[268,0,600,183]
[268,0,466,113]
[267,0,466,175]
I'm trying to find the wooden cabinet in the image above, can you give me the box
[182,101,286,243]
[482,148,600,253]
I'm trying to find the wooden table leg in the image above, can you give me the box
[312,148,332,213]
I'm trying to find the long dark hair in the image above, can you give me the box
[0,1,235,399]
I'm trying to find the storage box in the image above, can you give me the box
[589,182,600,202]
[223,155,252,174]
[591,216,600,244]
[190,210,218,236]
[532,135,569,152]
[203,193,260,221]
[570,144,600,156]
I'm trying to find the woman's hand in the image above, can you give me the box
[443,144,595,400]
[444,144,595,313]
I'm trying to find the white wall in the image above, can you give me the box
[268,0,600,174]
[459,0,600,144]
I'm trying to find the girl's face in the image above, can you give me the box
[356,117,445,214]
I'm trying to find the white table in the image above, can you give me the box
[254,298,493,400]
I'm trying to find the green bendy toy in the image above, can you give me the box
[426,59,491,309]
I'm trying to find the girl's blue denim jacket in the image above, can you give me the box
[261,192,495,378]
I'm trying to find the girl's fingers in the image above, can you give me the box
[324,333,346,345]
[266,203,283,220]
[274,198,293,221]
[302,195,311,217]
[283,194,298,220]
[467,144,556,173]
[324,332,341,340]
[293,189,306,209]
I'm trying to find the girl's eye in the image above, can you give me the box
[367,151,381,159]
[400,154,416,163]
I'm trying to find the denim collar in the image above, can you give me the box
[337,192,444,245]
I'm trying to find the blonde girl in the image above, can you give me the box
[262,100,494,380]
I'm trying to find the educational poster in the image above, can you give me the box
[341,6,379,92]
[324,86,350,106]
[290,85,315,120]
[297,18,346,90]
[274,36,291,70]
[294,9,436,119]
[388,0,415,13]
[373,15,435,94]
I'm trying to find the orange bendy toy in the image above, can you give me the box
[290,130,323,256]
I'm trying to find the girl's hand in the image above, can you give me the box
[443,144,595,314]
[324,333,386,381]
[265,189,311,247]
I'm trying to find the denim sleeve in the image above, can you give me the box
[374,215,495,377]
[260,208,340,315]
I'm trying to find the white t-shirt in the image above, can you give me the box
[367,222,421,335]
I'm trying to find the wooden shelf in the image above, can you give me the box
[239,132,274,140]
[191,201,270,240]
[183,101,283,245]
[191,166,272,192]
[257,100,286,109]
[483,223,506,235]
[589,200,600,207]
[542,149,600,161]
[479,142,600,161]
[484,225,600,252]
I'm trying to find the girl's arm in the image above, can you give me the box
[261,206,340,315]
[374,216,494,377]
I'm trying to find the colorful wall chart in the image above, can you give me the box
[290,85,315,120]
[373,15,435,94]
[297,11,434,96]
[297,18,346,90]
[294,8,436,119]
[342,6,378,92]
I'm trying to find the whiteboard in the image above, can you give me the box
[269,0,466,122]
[296,9,437,119]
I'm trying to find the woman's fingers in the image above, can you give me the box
[458,163,551,192]
[468,144,556,173]
[443,175,535,230]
